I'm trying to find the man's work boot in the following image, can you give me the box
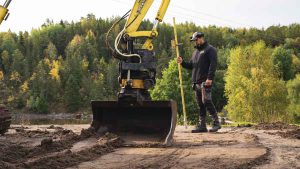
[209,117,221,132]
[192,118,208,133]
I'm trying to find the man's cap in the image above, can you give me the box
[190,32,205,41]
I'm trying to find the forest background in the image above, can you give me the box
[0,14,299,124]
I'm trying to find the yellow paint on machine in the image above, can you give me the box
[121,79,145,89]
[0,6,8,24]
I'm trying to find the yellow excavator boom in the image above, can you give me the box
[156,0,170,21]
[125,0,154,34]
[124,0,170,50]
[0,0,11,25]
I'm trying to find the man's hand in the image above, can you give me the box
[205,79,213,86]
[177,57,183,64]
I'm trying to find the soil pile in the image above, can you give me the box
[0,125,122,169]
[254,122,299,130]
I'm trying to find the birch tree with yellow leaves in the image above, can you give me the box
[225,41,288,123]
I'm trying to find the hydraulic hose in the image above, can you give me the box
[114,29,141,63]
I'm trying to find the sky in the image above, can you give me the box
[0,0,299,32]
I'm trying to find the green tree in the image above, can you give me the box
[1,16,300,115]
[90,73,105,100]
[45,42,58,60]
[272,46,293,81]
[223,33,239,48]
[11,49,25,76]
[156,49,171,78]
[217,48,230,70]
[46,24,69,56]
[0,32,18,54]
[286,24,300,39]
[292,55,300,75]
[104,59,119,99]
[61,35,86,111]
[1,50,10,73]
[225,41,288,123]
[30,28,50,59]
[264,25,286,47]
[64,74,81,112]
[26,59,53,113]
[284,38,300,54]
[212,70,227,112]
[85,30,99,71]
[286,74,300,124]
[151,59,198,124]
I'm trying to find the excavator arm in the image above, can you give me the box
[124,0,170,50]
[0,0,177,145]
[0,0,11,25]
[92,0,177,146]
[112,0,171,96]
[114,0,170,61]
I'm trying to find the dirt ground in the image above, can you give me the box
[0,123,299,169]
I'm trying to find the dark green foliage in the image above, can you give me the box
[212,70,227,112]
[11,49,25,76]
[286,75,300,123]
[26,59,58,113]
[217,48,230,70]
[264,25,287,47]
[151,59,198,125]
[272,46,294,81]
[64,74,81,112]
[27,96,48,114]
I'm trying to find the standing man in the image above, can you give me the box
[177,32,221,133]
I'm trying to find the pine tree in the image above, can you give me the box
[64,74,81,112]
[1,50,10,73]
[11,49,25,76]
[45,42,58,60]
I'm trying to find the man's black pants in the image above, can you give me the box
[195,88,218,121]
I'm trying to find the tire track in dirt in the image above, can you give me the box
[4,125,296,169]
[241,128,300,169]
[73,127,268,169]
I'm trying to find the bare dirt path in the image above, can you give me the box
[70,126,268,169]
[0,124,299,169]
[240,126,300,169]
[250,130,300,169]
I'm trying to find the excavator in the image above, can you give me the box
[91,0,177,145]
[0,0,12,135]
[0,0,177,144]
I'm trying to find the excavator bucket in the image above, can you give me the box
[91,100,177,145]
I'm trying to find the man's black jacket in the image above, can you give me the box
[182,42,217,83]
